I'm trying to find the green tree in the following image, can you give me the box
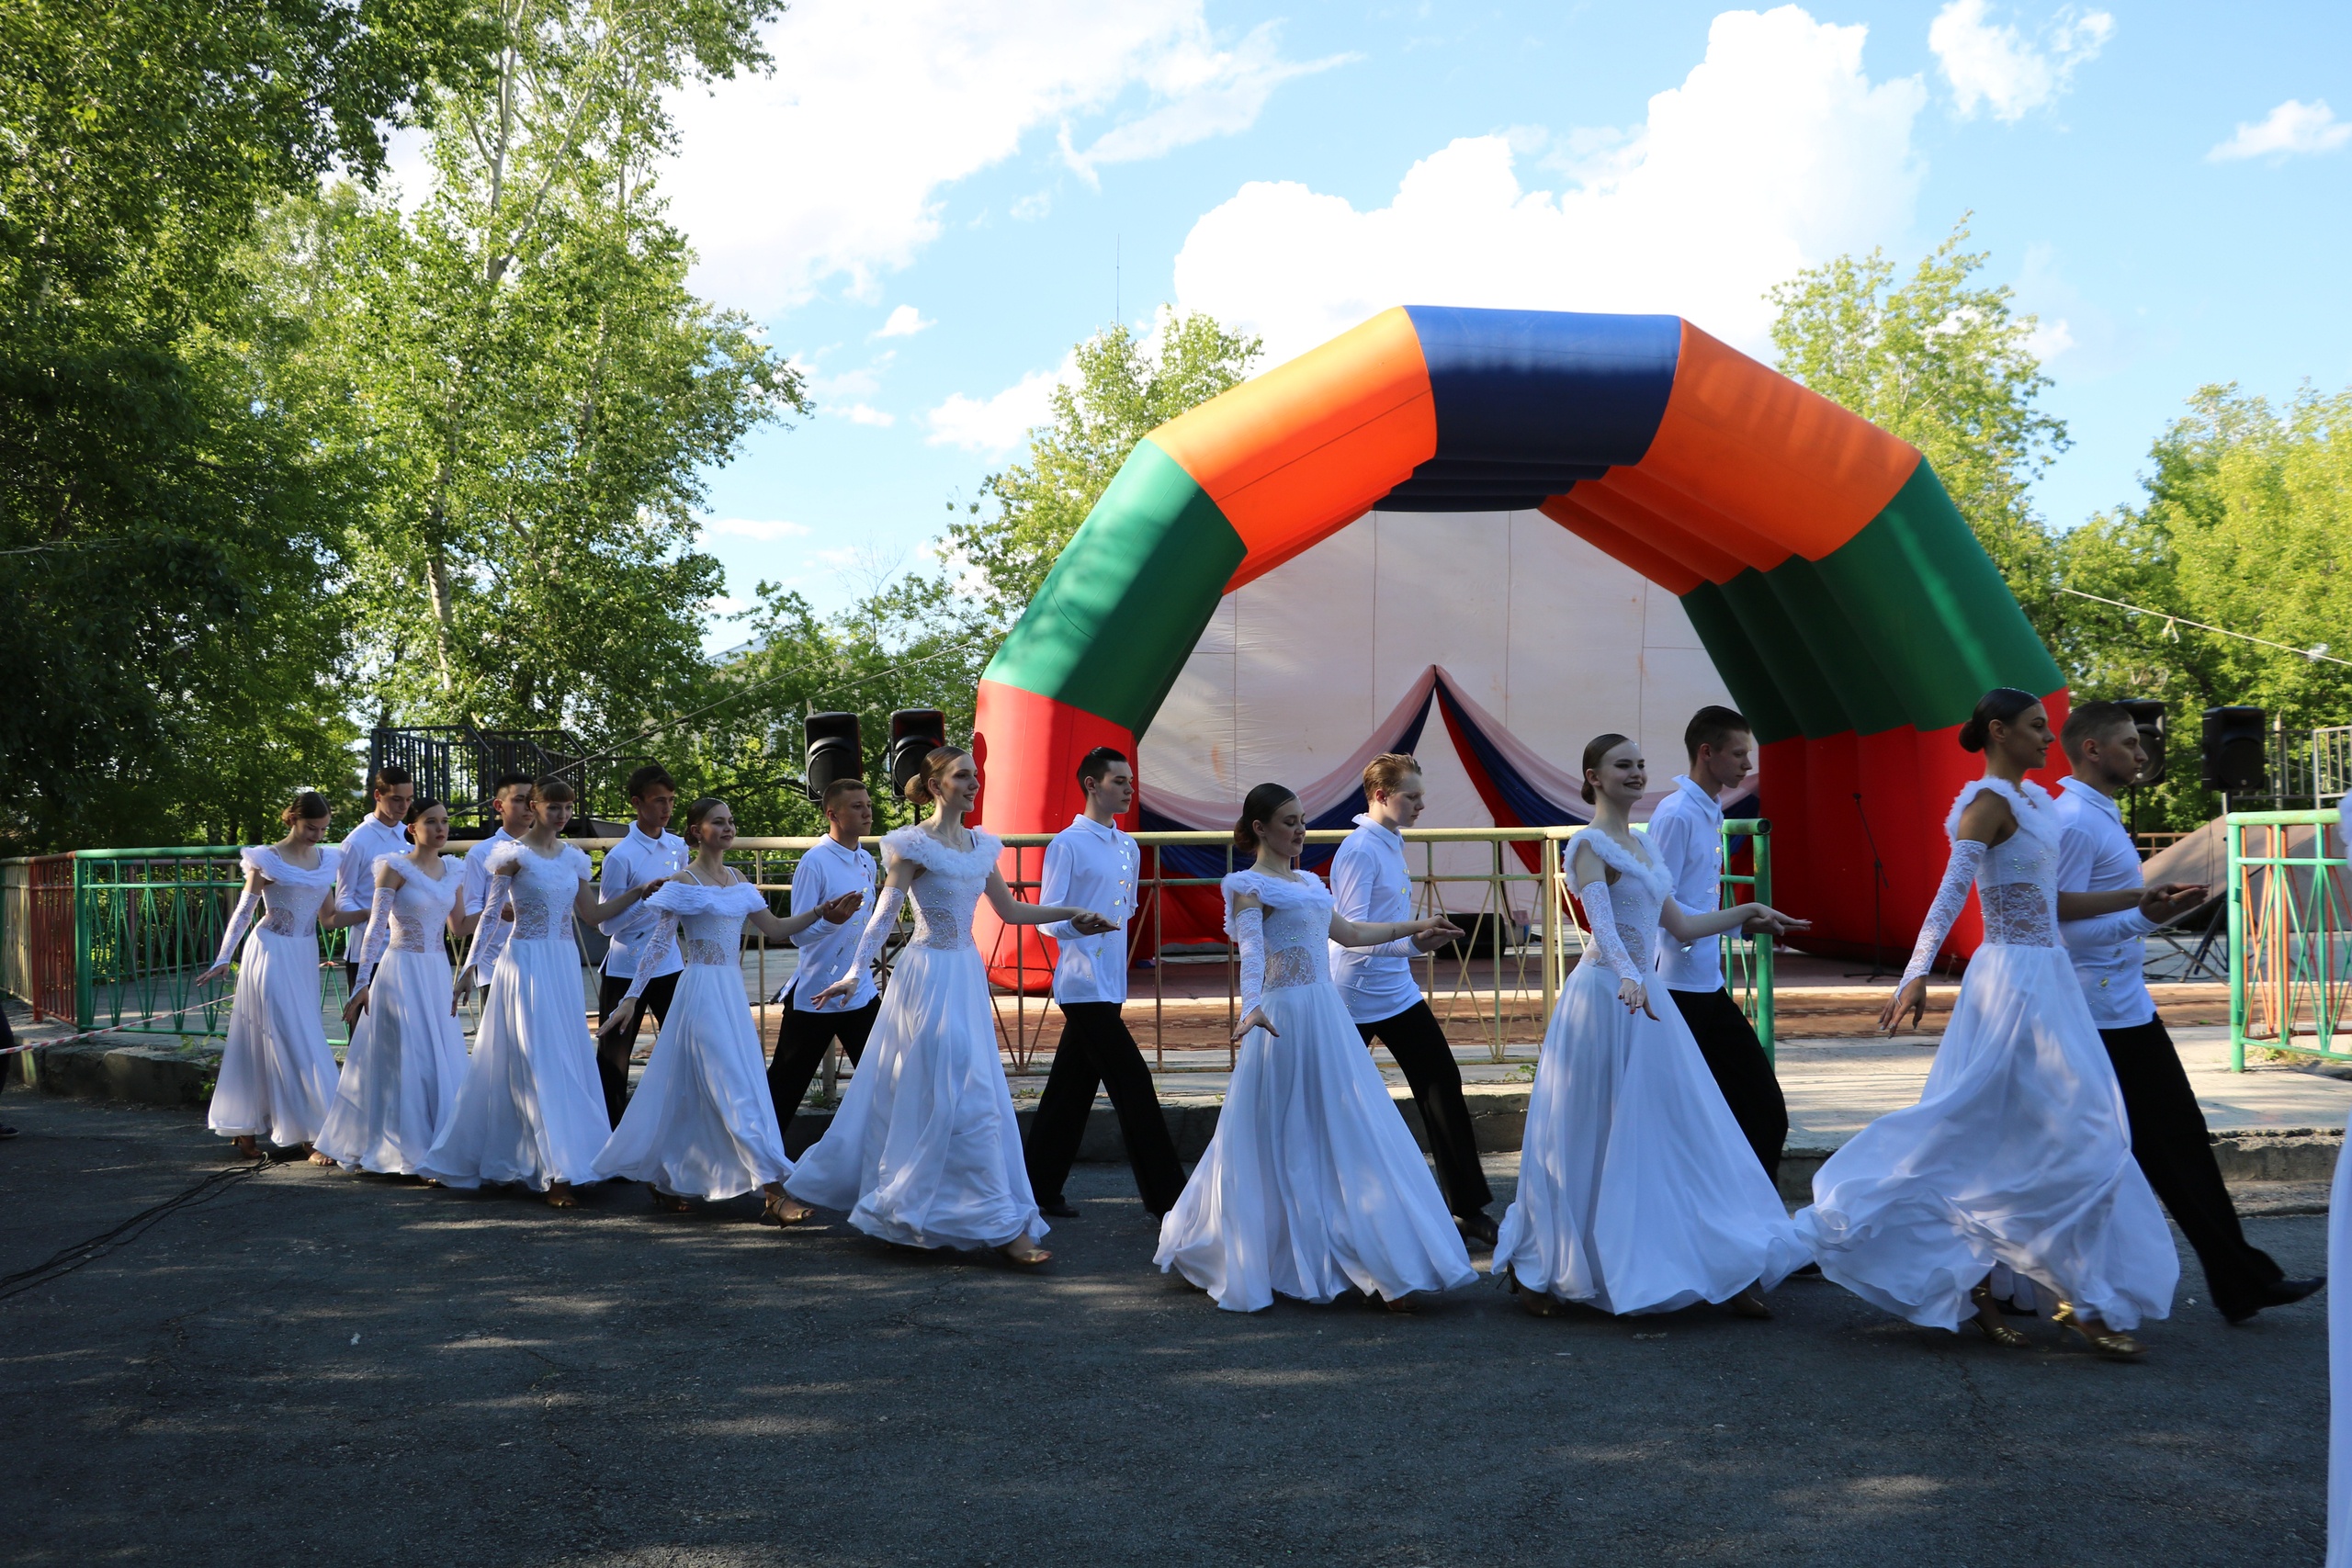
[944,310,1260,617]
[1768,219,2070,633]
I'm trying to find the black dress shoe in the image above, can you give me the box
[1038,1198,1080,1219]
[2223,1276,2324,1325]
[1458,1212,1499,1247]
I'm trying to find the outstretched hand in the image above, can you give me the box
[1233,1005,1277,1043]
[1879,976,1928,1035]
[2138,882,2207,925]
[1411,917,1465,953]
[195,963,232,987]
[1742,904,1812,938]
[818,890,865,924]
[1069,910,1117,937]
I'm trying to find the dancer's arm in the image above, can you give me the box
[1325,909,1462,950]
[595,910,683,1044]
[1035,836,1083,942]
[1878,840,1987,1035]
[1660,897,1808,945]
[454,868,516,999]
[1229,896,1273,1042]
[983,866,1114,933]
[344,870,401,1008]
[574,870,668,925]
[808,861,913,1007]
[196,869,267,985]
[746,889,865,943]
[1571,840,1655,1020]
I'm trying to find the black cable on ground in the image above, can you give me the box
[0,1156,268,1303]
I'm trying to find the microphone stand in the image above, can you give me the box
[1845,789,1893,981]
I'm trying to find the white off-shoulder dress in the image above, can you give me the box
[316,852,469,1173]
[786,826,1046,1249]
[1155,869,1476,1312]
[1796,778,2178,1332]
[594,878,793,1200]
[420,843,612,1191]
[208,844,345,1147]
[1490,830,1806,1314]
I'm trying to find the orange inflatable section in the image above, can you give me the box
[1148,307,1438,590]
[1537,495,1704,595]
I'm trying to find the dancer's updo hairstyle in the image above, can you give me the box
[1232,783,1300,852]
[403,796,446,826]
[530,776,575,808]
[1957,688,2041,753]
[280,791,331,827]
[1578,734,1632,806]
[906,745,969,806]
[683,796,729,847]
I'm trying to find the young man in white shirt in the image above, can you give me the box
[2056,700,2319,1323]
[335,764,414,988]
[461,773,537,917]
[1645,707,1787,1181]
[594,764,689,1125]
[1022,748,1184,1219]
[1329,753,1492,1244]
[766,778,879,1149]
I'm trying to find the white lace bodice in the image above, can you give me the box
[652,880,766,968]
[1570,830,1674,974]
[884,825,1001,952]
[382,855,464,952]
[245,845,339,939]
[1949,778,2062,948]
[492,844,594,942]
[1223,869,1336,996]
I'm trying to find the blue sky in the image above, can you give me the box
[655,1,2352,636]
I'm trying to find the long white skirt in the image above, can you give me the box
[315,945,468,1175]
[1493,963,1807,1314]
[418,936,610,1190]
[1795,944,2177,1332]
[594,963,791,1200]
[2329,1107,2352,1568]
[1155,977,1476,1312]
[786,942,1045,1249]
[207,927,341,1146]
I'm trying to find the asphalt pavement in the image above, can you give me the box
[0,1092,2331,1567]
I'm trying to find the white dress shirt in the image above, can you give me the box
[1038,814,1137,1005]
[1645,774,1725,993]
[460,827,520,916]
[2054,776,2161,1030]
[786,835,879,1011]
[1328,816,1430,1025]
[597,823,688,979]
[334,812,413,917]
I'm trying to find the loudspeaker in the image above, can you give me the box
[2118,699,2166,787]
[2201,705,2267,793]
[888,709,947,798]
[804,712,862,804]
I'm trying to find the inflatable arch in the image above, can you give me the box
[971,306,2066,972]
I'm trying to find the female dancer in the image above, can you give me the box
[790,746,1114,1265]
[421,779,670,1206]
[316,798,473,1176]
[1154,783,1477,1313]
[1797,688,2180,1357]
[594,797,864,1224]
[1490,735,1812,1320]
[198,792,370,1159]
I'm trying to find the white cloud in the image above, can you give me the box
[1172,7,1927,365]
[2208,99,2352,163]
[663,2,1337,315]
[2022,316,2075,361]
[874,304,933,338]
[839,403,897,426]
[924,355,1074,455]
[708,518,812,542]
[1928,0,2112,123]
[1011,190,1054,221]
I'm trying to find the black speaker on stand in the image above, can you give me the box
[2119,699,2166,841]
[888,709,947,798]
[2202,705,2267,810]
[804,712,862,804]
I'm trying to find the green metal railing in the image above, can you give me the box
[2226,809,2351,1069]
[1720,818,1775,1059]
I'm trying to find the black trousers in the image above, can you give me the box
[1668,987,1789,1184]
[1023,1001,1185,1215]
[768,998,881,1151]
[1356,1001,1493,1220]
[2101,1017,2284,1315]
[594,971,679,1129]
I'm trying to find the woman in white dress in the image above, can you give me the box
[1798,688,2181,1357]
[595,796,865,1223]
[196,792,371,1159]
[1155,783,1478,1314]
[1491,735,1812,1321]
[421,779,670,1207]
[317,798,474,1176]
[789,746,1115,1265]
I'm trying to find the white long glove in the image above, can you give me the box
[350,882,397,991]
[1232,905,1267,1019]
[1899,839,1987,988]
[458,869,516,987]
[1577,878,1645,985]
[213,884,263,969]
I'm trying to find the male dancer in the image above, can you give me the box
[1645,707,1788,1182]
[335,765,414,988]
[461,773,537,917]
[1023,748,1184,1219]
[1330,754,1497,1245]
[593,764,688,1126]
[2056,700,2322,1322]
[765,778,878,1151]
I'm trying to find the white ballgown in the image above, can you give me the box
[1491,830,1807,1314]
[786,826,1046,1249]
[419,843,612,1190]
[1155,869,1476,1312]
[1796,777,2178,1332]
[594,879,793,1200]
[315,853,468,1174]
[208,845,345,1147]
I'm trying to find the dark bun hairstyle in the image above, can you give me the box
[530,775,576,807]
[403,796,446,825]
[1957,687,2041,753]
[906,745,969,806]
[280,790,332,827]
[1578,733,1632,806]
[1233,782,1300,852]
[682,796,728,847]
